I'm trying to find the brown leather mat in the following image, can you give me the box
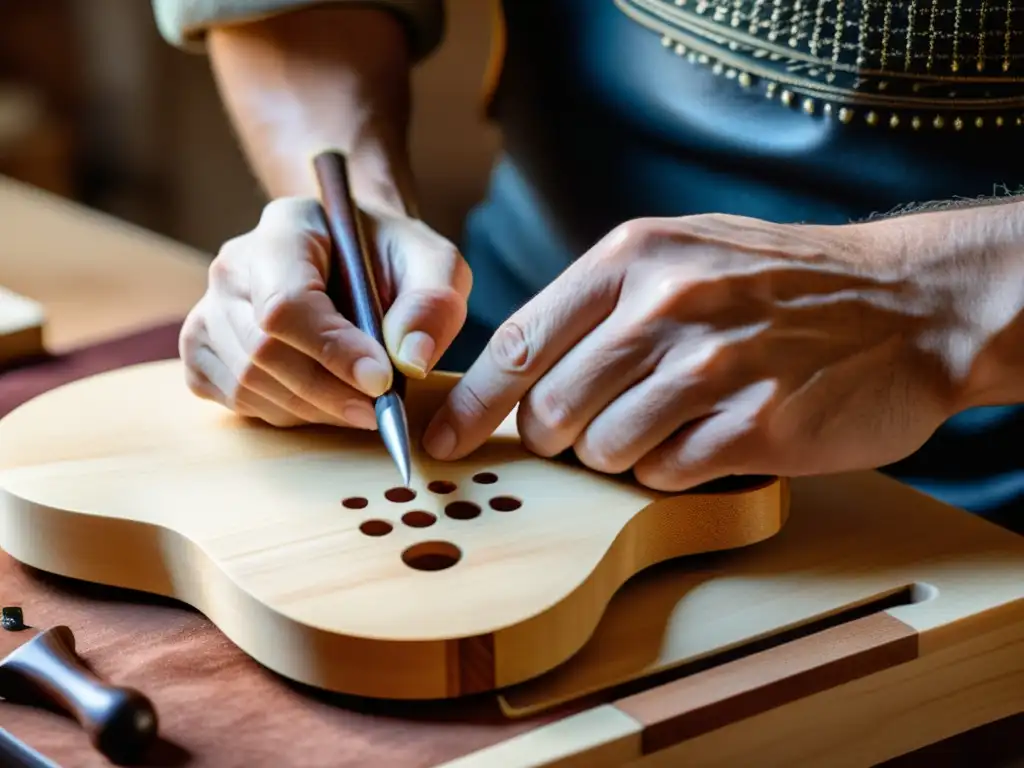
[0,322,1019,767]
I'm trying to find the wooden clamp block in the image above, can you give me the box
[0,285,45,366]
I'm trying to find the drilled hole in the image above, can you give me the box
[445,501,481,521]
[472,472,498,485]
[427,480,457,495]
[359,519,393,537]
[402,510,437,528]
[385,487,416,503]
[342,497,368,509]
[402,541,462,571]
[489,496,521,512]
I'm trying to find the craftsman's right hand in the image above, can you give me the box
[178,197,471,428]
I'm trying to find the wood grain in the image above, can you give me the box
[614,612,919,752]
[0,359,786,700]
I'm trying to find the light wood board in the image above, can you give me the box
[0,285,44,365]
[0,359,786,700]
[442,470,1024,766]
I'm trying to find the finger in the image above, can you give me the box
[188,342,307,428]
[223,297,377,429]
[377,217,473,378]
[207,298,375,429]
[515,311,662,458]
[422,253,625,461]
[572,364,720,475]
[247,197,395,398]
[632,380,776,491]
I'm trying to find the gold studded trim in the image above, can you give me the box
[615,0,1024,128]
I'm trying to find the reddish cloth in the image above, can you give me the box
[0,323,1019,767]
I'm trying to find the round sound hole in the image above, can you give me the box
[472,472,498,485]
[402,511,437,529]
[342,497,368,509]
[385,487,416,503]
[445,501,481,521]
[401,541,462,572]
[427,480,457,495]
[489,496,521,512]
[359,519,393,537]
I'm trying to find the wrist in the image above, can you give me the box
[862,202,1024,413]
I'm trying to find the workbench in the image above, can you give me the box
[0,176,1021,767]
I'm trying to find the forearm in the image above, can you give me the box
[207,5,418,215]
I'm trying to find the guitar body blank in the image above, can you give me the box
[0,360,788,699]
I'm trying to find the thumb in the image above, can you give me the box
[376,216,472,378]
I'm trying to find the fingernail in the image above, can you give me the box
[397,331,435,378]
[424,420,456,459]
[353,357,391,397]
[343,403,378,430]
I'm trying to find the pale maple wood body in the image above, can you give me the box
[0,359,786,699]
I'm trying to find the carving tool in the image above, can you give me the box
[0,609,158,764]
[313,150,412,486]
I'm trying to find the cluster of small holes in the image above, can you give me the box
[345,472,522,571]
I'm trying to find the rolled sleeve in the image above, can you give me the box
[152,0,444,60]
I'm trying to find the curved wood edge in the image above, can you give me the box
[439,612,919,767]
[487,477,790,693]
[0,470,787,701]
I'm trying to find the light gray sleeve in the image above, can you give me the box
[151,0,444,60]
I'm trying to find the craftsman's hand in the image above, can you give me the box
[179,197,471,428]
[423,213,974,490]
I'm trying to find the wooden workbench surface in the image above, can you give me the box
[0,176,208,351]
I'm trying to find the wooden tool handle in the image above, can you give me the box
[312,150,388,351]
[0,626,158,764]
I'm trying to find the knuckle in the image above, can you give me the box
[246,334,280,373]
[206,254,236,288]
[447,380,490,423]
[259,196,323,229]
[524,387,571,433]
[575,442,631,476]
[236,357,268,393]
[177,311,206,360]
[486,321,535,375]
[183,367,215,400]
[445,246,473,297]
[255,290,301,336]
[602,218,660,261]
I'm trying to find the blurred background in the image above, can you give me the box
[0,0,501,255]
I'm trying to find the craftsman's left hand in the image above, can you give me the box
[423,213,968,490]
